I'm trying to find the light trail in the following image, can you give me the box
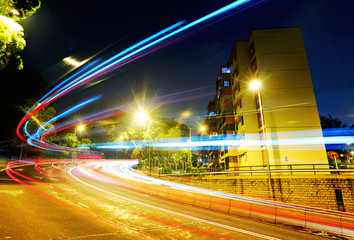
[70,160,354,238]
[16,0,260,152]
[91,129,354,151]
[68,162,282,240]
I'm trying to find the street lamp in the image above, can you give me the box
[77,124,85,132]
[75,124,85,136]
[136,111,149,125]
[249,80,273,200]
[189,125,206,171]
[135,110,151,175]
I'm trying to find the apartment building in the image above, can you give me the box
[205,27,328,170]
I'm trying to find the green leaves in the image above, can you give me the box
[0,0,42,71]
[0,15,25,70]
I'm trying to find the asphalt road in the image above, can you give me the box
[0,161,331,240]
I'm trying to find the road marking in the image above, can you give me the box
[0,190,23,194]
[68,167,282,240]
[78,202,89,208]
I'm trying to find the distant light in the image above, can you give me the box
[181,110,191,118]
[200,126,206,132]
[119,135,124,140]
[63,57,87,67]
[249,80,261,91]
[12,9,20,16]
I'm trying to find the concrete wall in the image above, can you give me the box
[158,174,354,213]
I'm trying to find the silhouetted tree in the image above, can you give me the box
[320,114,348,129]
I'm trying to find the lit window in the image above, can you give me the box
[222,67,231,73]
[224,81,230,87]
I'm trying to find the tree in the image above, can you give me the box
[0,0,41,71]
[0,0,44,152]
[320,114,348,129]
[17,99,56,136]
[58,133,80,148]
[14,0,41,18]
[132,121,189,173]
[0,15,25,71]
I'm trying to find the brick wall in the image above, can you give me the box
[157,174,354,213]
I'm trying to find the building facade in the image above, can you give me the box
[204,27,328,170]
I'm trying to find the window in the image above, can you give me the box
[209,112,216,117]
[226,124,235,131]
[222,67,231,73]
[249,41,255,59]
[235,115,244,130]
[235,99,242,109]
[224,81,230,87]
[251,57,257,74]
[234,68,239,78]
[233,53,237,63]
[234,81,241,93]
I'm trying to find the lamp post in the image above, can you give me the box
[189,125,206,171]
[250,80,273,200]
[136,111,151,175]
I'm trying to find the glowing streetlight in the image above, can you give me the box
[136,111,149,125]
[249,80,261,91]
[12,9,20,16]
[77,124,85,132]
[119,135,124,140]
[200,125,206,132]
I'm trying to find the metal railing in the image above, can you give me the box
[158,163,354,177]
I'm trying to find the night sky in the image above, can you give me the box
[21,0,354,127]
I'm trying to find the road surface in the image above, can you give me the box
[0,160,330,239]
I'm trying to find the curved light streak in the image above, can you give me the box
[16,0,263,152]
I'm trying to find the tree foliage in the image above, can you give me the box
[132,120,189,172]
[0,0,41,71]
[320,114,350,129]
[0,15,25,70]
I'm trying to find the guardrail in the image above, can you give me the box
[157,163,354,177]
[120,172,354,238]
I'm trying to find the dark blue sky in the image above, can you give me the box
[22,0,354,126]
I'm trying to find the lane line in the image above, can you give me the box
[68,166,282,240]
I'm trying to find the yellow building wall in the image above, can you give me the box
[248,27,328,167]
